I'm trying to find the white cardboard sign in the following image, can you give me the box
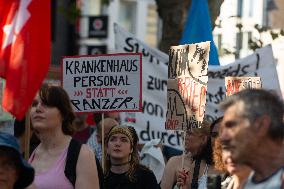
[62,53,142,112]
[166,76,208,130]
[225,77,262,96]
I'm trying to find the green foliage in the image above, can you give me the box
[248,24,284,51]
[221,23,284,55]
[248,38,263,51]
[101,0,111,5]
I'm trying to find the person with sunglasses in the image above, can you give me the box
[175,118,222,189]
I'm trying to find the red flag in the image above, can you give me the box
[0,0,50,119]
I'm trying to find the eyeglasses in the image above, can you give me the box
[211,132,219,138]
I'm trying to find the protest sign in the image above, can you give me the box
[62,53,142,112]
[169,43,210,78]
[166,42,209,131]
[225,77,262,96]
[206,45,281,122]
[114,24,281,150]
[166,76,208,130]
[114,24,184,149]
[272,38,284,99]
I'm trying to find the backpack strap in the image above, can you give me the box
[65,138,82,186]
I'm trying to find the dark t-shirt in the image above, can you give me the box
[104,165,159,189]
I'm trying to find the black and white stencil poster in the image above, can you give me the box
[62,53,142,112]
[166,43,210,131]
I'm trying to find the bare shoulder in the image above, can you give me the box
[167,155,182,164]
[76,144,97,176]
[75,144,99,189]
[78,144,95,160]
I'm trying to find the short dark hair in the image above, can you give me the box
[220,89,284,140]
[39,84,75,135]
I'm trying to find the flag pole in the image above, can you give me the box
[101,113,105,171]
[24,108,31,160]
[181,131,186,169]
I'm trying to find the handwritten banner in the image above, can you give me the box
[114,24,281,150]
[62,53,142,112]
[166,42,209,131]
[114,24,184,149]
[169,43,210,78]
[166,76,207,130]
[225,77,262,96]
[206,46,281,122]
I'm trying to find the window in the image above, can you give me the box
[145,3,159,47]
[119,0,137,34]
[249,0,254,17]
[235,32,243,58]
[237,0,243,17]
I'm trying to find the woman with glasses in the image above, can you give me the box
[174,119,221,189]
[161,119,219,189]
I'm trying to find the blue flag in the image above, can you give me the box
[180,0,220,65]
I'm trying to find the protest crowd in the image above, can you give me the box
[1,0,284,189]
[1,85,284,189]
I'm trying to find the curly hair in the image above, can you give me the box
[213,138,227,172]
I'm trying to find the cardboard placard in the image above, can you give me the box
[225,77,262,96]
[62,53,142,112]
[166,76,208,130]
[169,42,210,78]
[166,42,209,131]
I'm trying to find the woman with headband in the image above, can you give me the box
[104,125,158,189]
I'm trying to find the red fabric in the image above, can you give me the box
[86,112,96,126]
[0,0,50,119]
